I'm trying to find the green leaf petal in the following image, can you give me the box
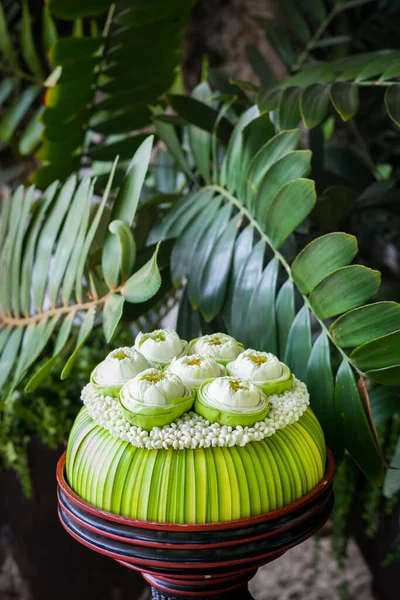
[292,233,358,294]
[383,438,400,499]
[0,86,41,142]
[307,333,343,462]
[107,220,137,283]
[330,302,400,348]
[330,83,359,121]
[264,178,316,249]
[121,243,161,303]
[300,84,330,129]
[384,85,400,126]
[276,279,295,359]
[309,265,381,319]
[200,214,241,323]
[103,294,125,343]
[350,331,400,371]
[335,361,384,485]
[21,0,44,79]
[284,305,311,382]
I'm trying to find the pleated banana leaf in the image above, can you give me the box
[149,100,400,484]
[0,136,162,398]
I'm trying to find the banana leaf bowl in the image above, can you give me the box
[57,448,334,599]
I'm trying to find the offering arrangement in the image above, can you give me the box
[58,329,334,598]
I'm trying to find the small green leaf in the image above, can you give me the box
[284,305,312,382]
[300,84,330,129]
[0,3,19,69]
[107,220,137,283]
[309,265,381,319]
[307,333,343,462]
[385,85,400,126]
[0,78,16,107]
[168,93,233,143]
[42,6,58,55]
[365,365,400,386]
[330,302,400,347]
[350,331,400,371]
[18,106,45,156]
[278,87,302,130]
[246,258,279,353]
[335,361,384,485]
[383,438,400,498]
[61,308,97,380]
[121,243,161,303]
[264,178,316,249]
[257,87,282,112]
[292,233,358,294]
[0,328,23,390]
[21,0,44,79]
[154,116,192,179]
[200,214,241,322]
[276,279,295,359]
[330,83,359,121]
[0,86,41,142]
[103,294,125,342]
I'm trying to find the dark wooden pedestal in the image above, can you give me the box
[57,449,335,599]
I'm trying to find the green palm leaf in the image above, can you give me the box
[0,136,161,398]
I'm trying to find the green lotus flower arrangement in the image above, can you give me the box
[66,329,326,524]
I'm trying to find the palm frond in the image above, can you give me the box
[31,0,196,188]
[150,98,400,484]
[0,135,162,398]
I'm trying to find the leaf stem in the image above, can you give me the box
[205,183,365,377]
[292,1,344,72]
[0,288,120,328]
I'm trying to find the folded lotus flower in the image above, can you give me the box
[134,328,187,366]
[189,333,243,365]
[119,368,195,429]
[227,349,293,395]
[167,354,225,389]
[195,376,269,426]
[90,347,151,397]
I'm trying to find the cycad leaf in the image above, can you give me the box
[309,265,381,319]
[21,1,44,79]
[300,84,330,129]
[223,225,254,332]
[0,86,41,142]
[278,87,302,130]
[384,85,400,126]
[0,329,23,390]
[276,280,295,359]
[335,361,384,485]
[61,308,97,379]
[284,305,312,382]
[200,214,241,323]
[0,2,19,69]
[350,331,400,371]
[107,220,137,283]
[292,233,358,295]
[330,83,359,121]
[307,333,343,462]
[264,178,316,248]
[246,258,279,353]
[330,302,400,347]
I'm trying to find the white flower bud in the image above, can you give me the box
[190,333,242,363]
[206,377,262,411]
[168,354,224,389]
[93,347,150,386]
[134,329,186,365]
[121,368,186,408]
[227,349,283,383]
